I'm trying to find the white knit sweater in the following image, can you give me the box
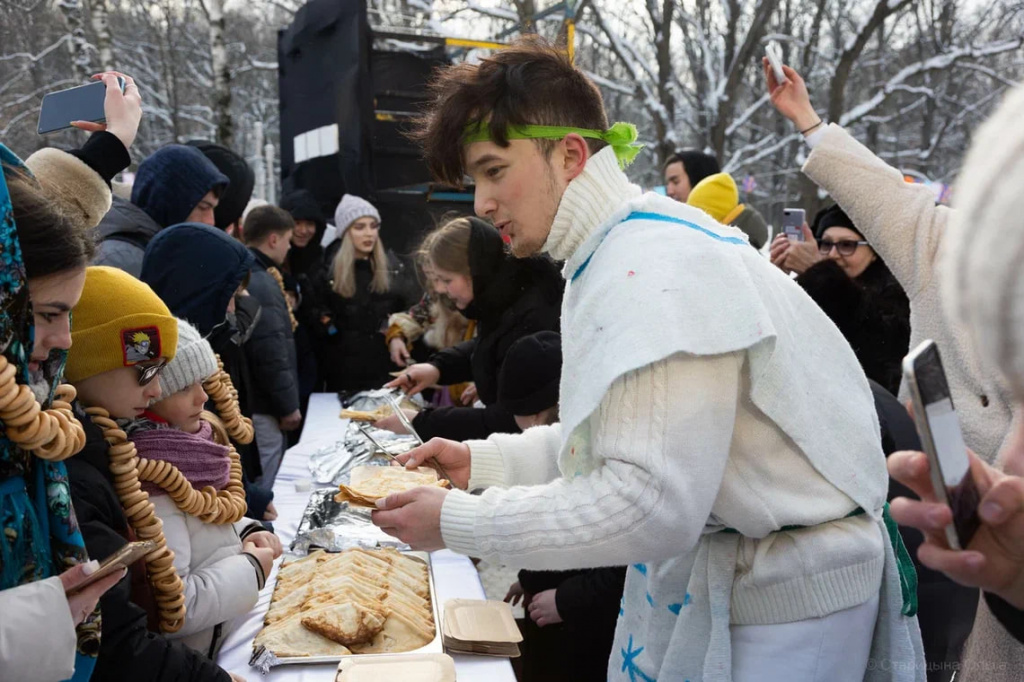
[440,147,923,680]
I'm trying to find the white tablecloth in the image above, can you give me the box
[216,393,515,681]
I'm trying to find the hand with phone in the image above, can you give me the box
[889,448,1024,609]
[72,72,143,150]
[59,561,128,625]
[890,341,1024,609]
[763,59,822,134]
[769,220,819,274]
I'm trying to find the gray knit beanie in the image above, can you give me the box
[159,318,219,397]
[941,83,1024,400]
[333,194,380,241]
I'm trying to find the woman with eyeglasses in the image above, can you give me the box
[772,204,910,395]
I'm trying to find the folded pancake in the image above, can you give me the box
[335,467,448,508]
[300,602,388,646]
[254,613,353,658]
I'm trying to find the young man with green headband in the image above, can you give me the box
[374,37,924,681]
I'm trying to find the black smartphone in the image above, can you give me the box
[37,78,125,135]
[903,340,981,550]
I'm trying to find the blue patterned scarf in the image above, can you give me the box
[0,144,99,681]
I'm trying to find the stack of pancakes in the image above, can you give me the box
[255,548,435,658]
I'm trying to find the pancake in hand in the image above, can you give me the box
[335,466,448,508]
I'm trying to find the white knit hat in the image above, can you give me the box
[159,319,219,397]
[941,83,1024,400]
[333,194,380,242]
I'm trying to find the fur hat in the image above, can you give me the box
[159,318,218,396]
[333,194,380,242]
[67,267,178,383]
[941,83,1024,400]
[24,148,111,230]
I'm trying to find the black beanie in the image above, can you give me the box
[667,150,721,187]
[498,331,561,417]
[812,203,861,241]
[187,140,255,230]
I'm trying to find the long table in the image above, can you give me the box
[216,393,515,681]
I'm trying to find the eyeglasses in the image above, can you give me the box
[819,239,870,257]
[135,359,167,387]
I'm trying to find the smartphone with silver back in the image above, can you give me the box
[903,340,981,550]
[766,42,786,83]
[782,208,805,241]
[38,78,125,135]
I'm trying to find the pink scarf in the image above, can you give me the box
[131,420,232,495]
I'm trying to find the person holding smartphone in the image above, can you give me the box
[890,83,1024,657]
[0,72,142,682]
[765,59,1015,469]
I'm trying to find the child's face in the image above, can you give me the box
[75,362,166,420]
[149,382,208,434]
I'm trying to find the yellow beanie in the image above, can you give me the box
[67,266,179,383]
[687,172,739,223]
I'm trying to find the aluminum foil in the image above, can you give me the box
[308,390,421,485]
[290,488,410,554]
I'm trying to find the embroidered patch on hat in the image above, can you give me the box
[121,327,161,366]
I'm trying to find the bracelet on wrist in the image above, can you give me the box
[800,120,824,135]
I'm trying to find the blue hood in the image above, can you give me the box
[131,145,229,228]
[140,222,254,335]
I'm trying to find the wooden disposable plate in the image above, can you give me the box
[261,550,444,667]
[442,599,523,644]
[335,653,456,681]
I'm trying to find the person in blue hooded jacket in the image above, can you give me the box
[94,145,228,278]
[140,223,276,522]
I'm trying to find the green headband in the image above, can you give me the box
[463,121,644,169]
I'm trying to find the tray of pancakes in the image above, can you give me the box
[253,548,441,664]
[334,465,449,509]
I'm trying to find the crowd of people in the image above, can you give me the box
[0,34,1022,682]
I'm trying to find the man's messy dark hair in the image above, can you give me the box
[411,36,609,187]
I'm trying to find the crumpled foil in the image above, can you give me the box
[290,488,410,554]
[308,389,420,485]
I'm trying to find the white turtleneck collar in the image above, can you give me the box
[542,146,643,263]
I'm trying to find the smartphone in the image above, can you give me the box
[782,208,806,241]
[766,42,786,83]
[66,540,156,594]
[37,78,125,135]
[903,340,981,550]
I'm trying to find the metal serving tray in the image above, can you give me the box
[251,550,443,669]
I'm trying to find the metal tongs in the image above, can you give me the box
[383,391,453,484]
[356,424,401,465]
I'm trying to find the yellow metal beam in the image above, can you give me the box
[567,20,575,62]
[444,37,507,51]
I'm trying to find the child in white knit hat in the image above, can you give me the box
[125,318,282,657]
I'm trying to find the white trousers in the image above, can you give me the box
[732,593,880,681]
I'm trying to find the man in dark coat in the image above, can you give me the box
[242,206,302,486]
[140,222,274,519]
[94,144,228,277]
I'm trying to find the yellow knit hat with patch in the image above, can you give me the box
[687,172,739,224]
[66,266,179,383]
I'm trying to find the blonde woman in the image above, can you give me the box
[317,195,412,392]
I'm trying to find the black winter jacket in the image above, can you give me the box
[413,221,563,441]
[245,249,300,417]
[798,258,910,395]
[65,407,231,682]
[518,566,625,682]
[315,256,412,393]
